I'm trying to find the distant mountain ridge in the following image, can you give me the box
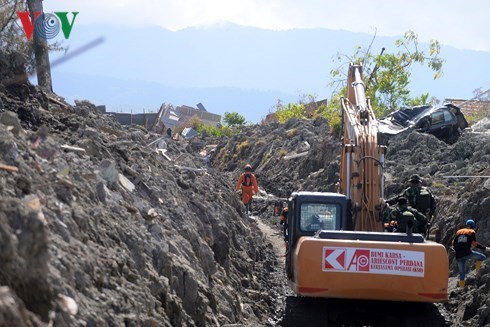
[50,23,490,122]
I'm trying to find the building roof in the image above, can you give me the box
[445,98,490,116]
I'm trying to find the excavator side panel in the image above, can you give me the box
[289,236,448,302]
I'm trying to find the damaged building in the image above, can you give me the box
[99,103,221,133]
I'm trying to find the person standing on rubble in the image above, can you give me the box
[280,204,289,251]
[388,174,436,217]
[236,164,259,214]
[452,219,489,288]
[387,174,436,235]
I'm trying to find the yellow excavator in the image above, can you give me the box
[285,64,448,302]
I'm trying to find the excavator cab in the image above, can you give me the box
[285,192,348,279]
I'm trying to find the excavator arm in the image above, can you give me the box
[339,64,386,232]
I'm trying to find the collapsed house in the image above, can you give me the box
[99,103,222,134]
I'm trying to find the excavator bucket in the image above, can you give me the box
[289,232,448,302]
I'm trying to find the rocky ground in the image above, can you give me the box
[1,48,490,326]
[1,50,285,327]
[213,114,490,326]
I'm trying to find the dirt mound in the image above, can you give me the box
[0,51,280,326]
[215,117,490,326]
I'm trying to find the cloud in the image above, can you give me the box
[42,0,490,51]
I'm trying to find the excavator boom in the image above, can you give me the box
[286,64,448,303]
[339,64,385,231]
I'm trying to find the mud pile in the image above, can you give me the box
[0,51,280,326]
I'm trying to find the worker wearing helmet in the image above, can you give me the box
[236,164,259,214]
[452,219,488,288]
[387,175,436,217]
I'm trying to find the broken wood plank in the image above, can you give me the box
[173,164,207,172]
[0,164,18,172]
[283,151,309,160]
[156,148,172,161]
[119,173,135,192]
[48,96,68,109]
[60,145,86,153]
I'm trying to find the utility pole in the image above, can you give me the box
[27,0,53,92]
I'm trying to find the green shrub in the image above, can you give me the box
[261,153,272,165]
[276,103,307,123]
[287,128,298,138]
[318,97,342,137]
[256,139,267,146]
[236,141,250,157]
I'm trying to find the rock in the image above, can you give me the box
[98,159,119,186]
[0,111,22,135]
[0,139,18,165]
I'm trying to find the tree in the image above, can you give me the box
[0,0,29,55]
[472,87,490,101]
[1,0,58,90]
[223,112,246,127]
[26,0,53,91]
[329,30,444,118]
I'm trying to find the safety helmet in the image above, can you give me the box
[408,174,421,183]
[466,219,475,228]
[244,164,252,171]
[397,197,408,206]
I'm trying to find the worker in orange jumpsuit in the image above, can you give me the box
[236,164,259,214]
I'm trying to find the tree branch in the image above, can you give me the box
[0,0,19,34]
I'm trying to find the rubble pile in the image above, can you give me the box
[215,116,490,326]
[0,51,279,326]
[213,117,340,198]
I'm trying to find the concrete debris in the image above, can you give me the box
[118,173,135,192]
[181,127,198,138]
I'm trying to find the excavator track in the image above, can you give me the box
[278,297,450,327]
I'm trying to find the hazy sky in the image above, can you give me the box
[43,0,490,52]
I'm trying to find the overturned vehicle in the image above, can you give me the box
[378,103,469,144]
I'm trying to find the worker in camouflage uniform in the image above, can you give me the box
[386,197,427,234]
[387,175,436,230]
[403,174,436,217]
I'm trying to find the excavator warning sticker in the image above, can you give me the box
[322,247,425,277]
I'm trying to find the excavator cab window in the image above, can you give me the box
[299,203,339,232]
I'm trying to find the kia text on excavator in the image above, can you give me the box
[285,64,448,302]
